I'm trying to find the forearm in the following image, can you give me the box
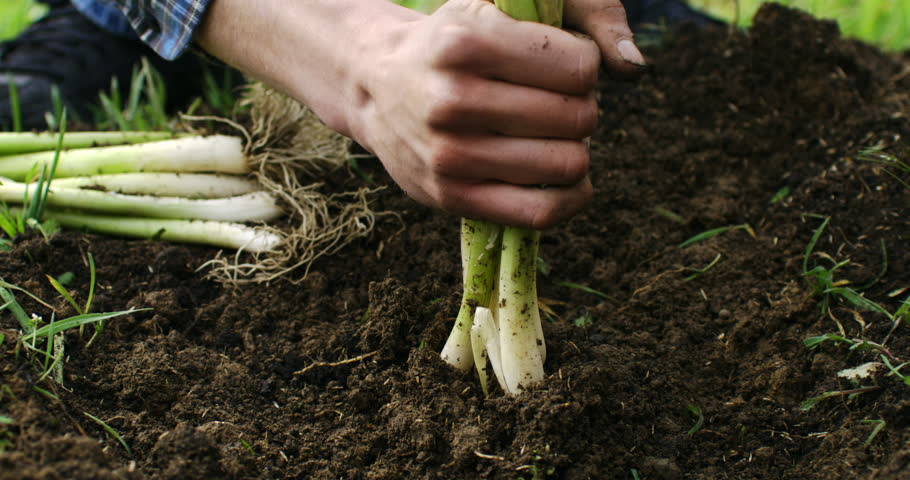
[195,0,417,137]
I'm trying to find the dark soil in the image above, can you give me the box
[2,5,909,479]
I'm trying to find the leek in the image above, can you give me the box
[0,131,182,155]
[0,135,248,181]
[7,207,282,252]
[0,177,282,222]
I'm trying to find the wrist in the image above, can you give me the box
[196,0,417,138]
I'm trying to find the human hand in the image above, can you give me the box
[347,0,642,229]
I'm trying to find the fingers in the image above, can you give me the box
[433,177,594,230]
[424,75,598,138]
[563,0,647,76]
[354,0,609,228]
[431,0,601,95]
[425,133,590,186]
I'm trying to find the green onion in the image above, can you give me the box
[441,219,502,371]
[52,173,259,198]
[0,177,281,222]
[0,135,247,181]
[0,131,182,155]
[435,0,560,394]
[495,226,545,392]
[7,207,282,252]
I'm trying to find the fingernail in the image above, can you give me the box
[617,39,646,67]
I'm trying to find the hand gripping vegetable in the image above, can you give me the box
[437,0,562,395]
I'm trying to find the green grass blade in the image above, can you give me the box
[42,312,55,372]
[894,296,909,323]
[679,224,752,248]
[49,85,63,130]
[35,109,66,219]
[6,73,21,132]
[0,281,32,332]
[803,216,831,274]
[686,405,704,435]
[32,385,58,401]
[0,203,18,238]
[21,308,148,342]
[46,275,82,315]
[84,412,132,455]
[556,281,618,303]
[861,419,886,447]
[803,333,853,349]
[880,355,910,386]
[84,253,96,314]
[824,287,891,318]
[125,66,145,122]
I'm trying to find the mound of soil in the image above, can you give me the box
[2,5,908,479]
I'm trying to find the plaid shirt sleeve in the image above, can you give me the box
[98,0,213,60]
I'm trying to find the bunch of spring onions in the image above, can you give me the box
[394,0,562,395]
[0,130,282,251]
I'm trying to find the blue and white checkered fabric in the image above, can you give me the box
[71,0,212,60]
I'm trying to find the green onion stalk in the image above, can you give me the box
[441,218,501,370]
[0,132,283,252]
[0,135,247,181]
[414,0,560,395]
[0,131,183,155]
[5,207,282,252]
[0,176,282,222]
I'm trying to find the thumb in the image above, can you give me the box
[565,1,646,76]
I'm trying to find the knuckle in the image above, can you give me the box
[430,24,483,67]
[528,202,561,230]
[575,42,601,90]
[574,98,599,137]
[557,144,590,183]
[527,180,592,230]
[426,136,463,176]
[425,78,471,127]
[432,182,463,213]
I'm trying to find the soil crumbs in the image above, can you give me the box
[2,5,909,480]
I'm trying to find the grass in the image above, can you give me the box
[0,270,144,456]
[0,109,67,245]
[678,223,755,248]
[686,404,705,435]
[1,270,143,384]
[682,253,722,281]
[799,385,881,411]
[801,215,910,324]
[797,214,909,427]
[858,143,910,191]
[861,418,886,446]
[690,0,910,50]
[881,355,910,386]
[93,60,171,132]
[84,412,132,455]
